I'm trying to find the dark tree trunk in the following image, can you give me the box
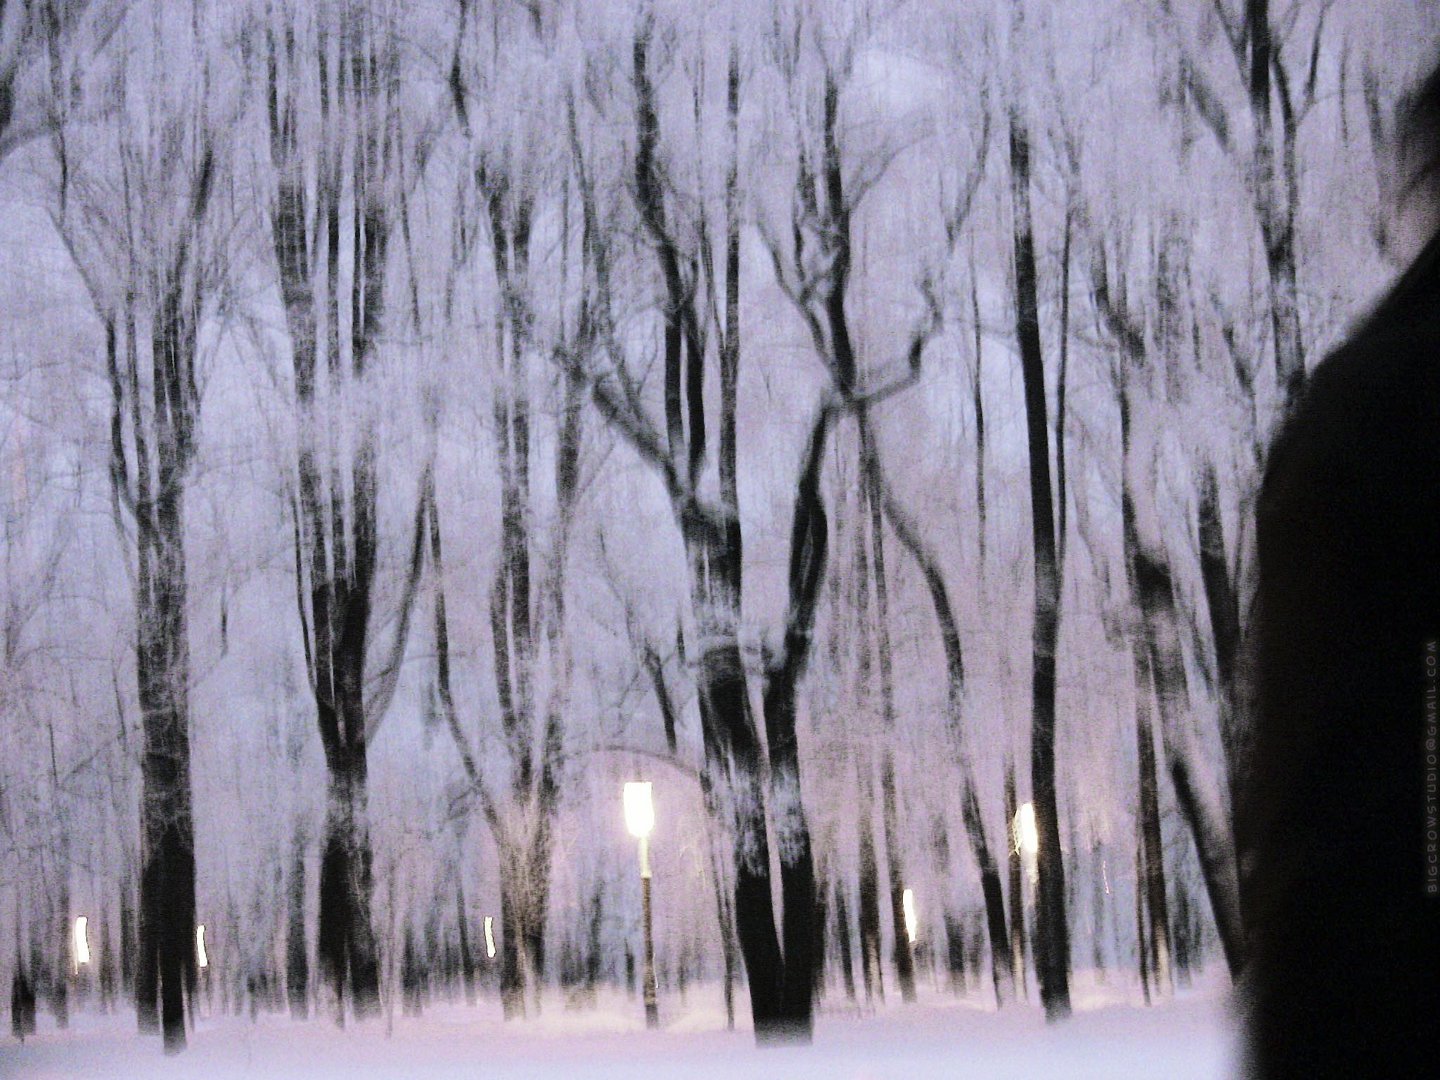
[866,458,1015,1008]
[758,406,835,1039]
[856,767,883,1002]
[317,757,381,1019]
[1009,108,1071,1021]
[632,20,809,1042]
[1089,240,1247,981]
[944,914,968,994]
[1127,601,1174,999]
[691,613,786,1033]
[852,514,883,1003]
[456,879,475,1006]
[108,164,212,1049]
[1135,814,1153,1003]
[698,760,738,1028]
[1089,837,1109,980]
[136,855,158,1033]
[50,877,68,1030]
[99,909,117,1011]
[1195,463,1243,805]
[1003,760,1029,999]
[1117,396,1175,999]
[960,263,1014,1009]
[861,454,915,1003]
[832,882,857,1002]
[266,22,419,1022]
[287,825,308,1019]
[11,957,36,1041]
[1244,0,1306,407]
[119,869,134,998]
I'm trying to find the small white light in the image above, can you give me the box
[902,889,918,945]
[1014,802,1039,858]
[73,917,90,970]
[196,924,209,969]
[484,916,496,959]
[623,782,654,839]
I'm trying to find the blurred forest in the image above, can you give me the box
[0,0,1434,1051]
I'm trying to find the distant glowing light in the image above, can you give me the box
[902,889,917,944]
[73,917,90,970]
[623,782,654,839]
[1015,803,1040,884]
[1014,802,1039,858]
[484,916,496,959]
[196,925,209,969]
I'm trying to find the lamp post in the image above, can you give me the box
[624,781,658,1029]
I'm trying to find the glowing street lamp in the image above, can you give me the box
[196,924,209,970]
[901,889,918,945]
[484,916,496,960]
[72,917,90,973]
[623,781,659,1029]
[1014,801,1039,884]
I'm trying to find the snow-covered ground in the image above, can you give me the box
[2,974,1240,1079]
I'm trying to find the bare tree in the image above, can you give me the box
[1161,0,1334,411]
[553,4,944,1039]
[262,1,428,1020]
[1086,241,1247,975]
[50,5,225,1049]
[1006,3,1070,1017]
[428,0,589,1018]
[0,0,122,166]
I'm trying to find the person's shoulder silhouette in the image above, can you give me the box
[1241,63,1440,1079]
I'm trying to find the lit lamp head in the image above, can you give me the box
[1014,802,1039,858]
[1015,801,1040,884]
[73,916,90,972]
[623,781,654,840]
[902,889,918,945]
[196,924,209,970]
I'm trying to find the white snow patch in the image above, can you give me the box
[1,974,1241,1079]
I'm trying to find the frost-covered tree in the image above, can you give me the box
[259,0,429,1021]
[48,0,234,1049]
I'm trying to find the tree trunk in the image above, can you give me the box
[862,459,915,1003]
[698,760,738,1028]
[1003,760,1029,999]
[1135,813,1152,1004]
[456,879,475,1007]
[287,824,308,1019]
[757,408,834,1038]
[691,613,785,1033]
[1245,0,1306,407]
[866,457,1015,1008]
[1127,617,1174,1000]
[1123,448,1245,971]
[317,758,381,1020]
[1009,107,1071,1021]
[832,882,857,1002]
[856,760,883,1003]
[127,272,206,1052]
[1195,463,1243,807]
[498,839,525,1019]
[1089,836,1108,980]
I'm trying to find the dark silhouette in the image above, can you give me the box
[10,965,36,1041]
[1240,64,1440,1077]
